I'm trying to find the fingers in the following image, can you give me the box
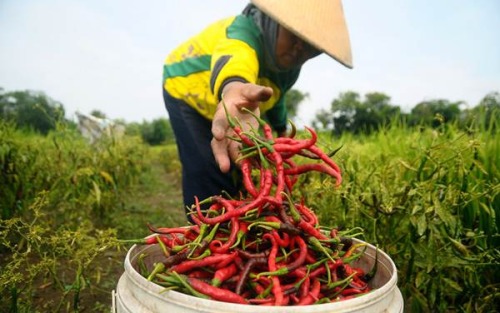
[237,85,273,111]
[244,84,273,103]
[211,137,231,173]
[211,108,229,141]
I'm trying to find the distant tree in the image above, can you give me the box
[0,89,65,134]
[90,110,107,119]
[410,99,462,127]
[284,89,309,120]
[330,91,360,134]
[124,122,142,137]
[312,108,333,130]
[362,92,401,129]
[364,93,400,118]
[327,91,400,135]
[141,118,174,145]
[461,91,500,130]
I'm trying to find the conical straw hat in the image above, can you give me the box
[250,0,353,68]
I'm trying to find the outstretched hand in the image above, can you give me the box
[211,82,273,173]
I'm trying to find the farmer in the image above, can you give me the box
[162,0,352,220]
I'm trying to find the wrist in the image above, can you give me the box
[219,78,247,101]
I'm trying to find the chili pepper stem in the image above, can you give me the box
[147,262,165,281]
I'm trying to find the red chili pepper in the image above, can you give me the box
[310,259,343,278]
[147,223,199,236]
[193,171,271,224]
[305,249,317,264]
[186,277,249,304]
[214,254,238,270]
[267,150,285,203]
[256,235,307,277]
[284,174,297,192]
[240,158,258,198]
[284,163,341,185]
[282,294,291,305]
[306,145,342,186]
[188,270,213,279]
[211,263,238,287]
[170,252,237,274]
[273,126,317,153]
[233,125,257,148]
[237,249,269,260]
[163,248,190,268]
[295,202,319,225]
[229,222,248,249]
[286,236,308,271]
[207,197,240,254]
[299,276,311,299]
[123,233,185,248]
[340,287,366,297]
[298,220,328,240]
[235,257,267,295]
[262,123,274,141]
[263,233,284,306]
[248,297,275,305]
[297,278,321,305]
[290,266,308,279]
[249,280,267,297]
[273,230,291,248]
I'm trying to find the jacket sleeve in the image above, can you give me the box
[209,40,259,100]
[209,16,262,101]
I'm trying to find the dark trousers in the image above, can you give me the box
[162,89,241,220]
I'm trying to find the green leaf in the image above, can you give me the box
[411,205,423,215]
[435,204,456,229]
[442,277,463,293]
[99,170,115,185]
[448,237,469,257]
[417,214,427,236]
[92,180,101,207]
[415,271,428,289]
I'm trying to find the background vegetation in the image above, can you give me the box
[0,86,498,312]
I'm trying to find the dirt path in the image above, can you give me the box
[83,157,187,312]
[114,158,187,238]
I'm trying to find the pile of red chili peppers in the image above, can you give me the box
[130,114,376,306]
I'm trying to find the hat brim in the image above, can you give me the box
[251,0,353,69]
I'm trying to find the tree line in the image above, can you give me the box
[311,90,499,134]
[0,87,174,145]
[1,87,498,145]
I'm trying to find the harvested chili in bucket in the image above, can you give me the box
[126,113,376,306]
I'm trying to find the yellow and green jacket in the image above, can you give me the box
[163,14,300,132]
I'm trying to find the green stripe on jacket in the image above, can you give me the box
[163,55,211,81]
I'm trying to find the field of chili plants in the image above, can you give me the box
[300,121,499,312]
[1,115,498,312]
[0,120,185,312]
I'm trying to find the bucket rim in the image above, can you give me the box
[122,238,399,312]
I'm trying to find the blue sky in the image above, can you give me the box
[1,0,499,126]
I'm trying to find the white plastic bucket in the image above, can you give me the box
[112,239,403,313]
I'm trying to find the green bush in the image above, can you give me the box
[157,144,181,175]
[0,195,122,312]
[0,120,152,312]
[301,121,499,312]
